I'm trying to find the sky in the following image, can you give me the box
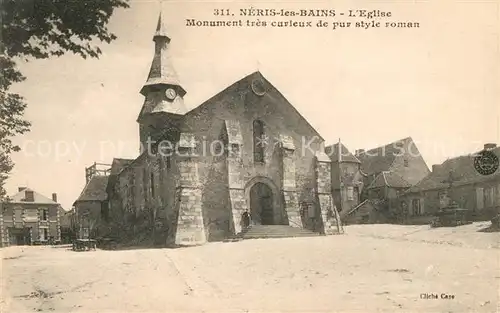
[6,0,500,210]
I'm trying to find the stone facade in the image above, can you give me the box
[326,142,365,217]
[402,145,500,222]
[73,171,110,239]
[102,13,344,246]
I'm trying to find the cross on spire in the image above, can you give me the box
[137,4,188,122]
[154,2,169,40]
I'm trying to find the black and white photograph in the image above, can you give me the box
[1,1,499,312]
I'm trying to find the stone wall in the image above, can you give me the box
[174,140,206,245]
[108,73,336,244]
[201,157,230,241]
[181,75,323,235]
[109,150,180,245]
[403,180,500,220]
[315,152,343,235]
[280,136,301,227]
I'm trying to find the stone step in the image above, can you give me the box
[239,225,320,240]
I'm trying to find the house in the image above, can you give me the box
[325,141,365,217]
[59,207,74,244]
[102,12,343,247]
[72,163,110,239]
[0,187,62,246]
[402,143,500,222]
[342,137,430,223]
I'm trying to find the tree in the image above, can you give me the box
[0,0,129,199]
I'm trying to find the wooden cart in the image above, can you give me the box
[72,239,97,251]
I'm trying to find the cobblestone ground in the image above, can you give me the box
[1,222,498,313]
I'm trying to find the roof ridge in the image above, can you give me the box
[364,136,412,154]
[7,188,58,204]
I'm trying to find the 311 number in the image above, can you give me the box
[214,9,231,16]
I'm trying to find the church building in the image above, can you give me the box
[105,13,343,246]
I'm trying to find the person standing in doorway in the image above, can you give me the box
[242,210,251,228]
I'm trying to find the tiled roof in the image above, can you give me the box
[110,158,134,176]
[325,143,360,163]
[7,188,58,205]
[75,175,109,203]
[409,146,500,193]
[106,158,134,193]
[140,13,186,98]
[357,137,413,175]
[368,171,411,189]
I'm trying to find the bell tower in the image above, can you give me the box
[138,11,187,150]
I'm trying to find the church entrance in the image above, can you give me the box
[249,182,274,225]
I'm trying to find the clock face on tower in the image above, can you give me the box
[165,88,177,100]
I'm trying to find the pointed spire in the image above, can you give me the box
[154,11,170,40]
[140,11,186,98]
[255,59,261,71]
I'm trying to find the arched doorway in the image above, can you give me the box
[249,182,274,225]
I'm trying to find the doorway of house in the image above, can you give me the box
[250,182,274,225]
[8,227,31,245]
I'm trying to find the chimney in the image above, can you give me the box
[18,187,27,192]
[52,193,58,203]
[432,164,440,172]
[24,190,34,202]
[484,143,497,150]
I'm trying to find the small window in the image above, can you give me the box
[40,208,48,221]
[253,120,265,163]
[231,143,240,155]
[213,141,223,156]
[166,157,171,169]
[403,159,409,167]
[143,168,148,197]
[150,172,155,198]
[346,186,354,201]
